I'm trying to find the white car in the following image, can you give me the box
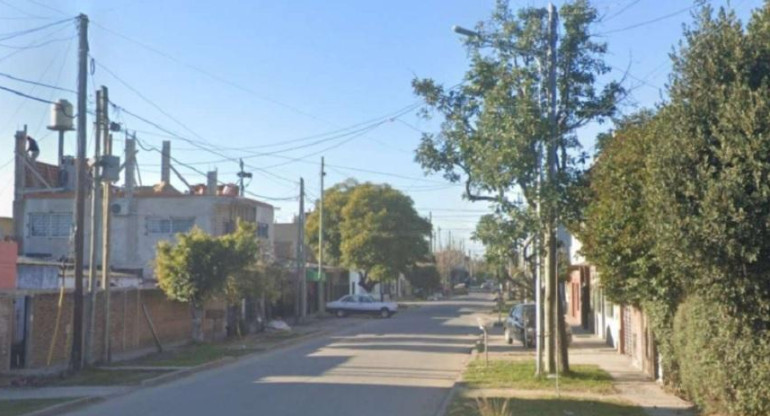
[326,294,398,318]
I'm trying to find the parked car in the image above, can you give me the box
[505,303,536,347]
[504,303,573,348]
[326,294,398,318]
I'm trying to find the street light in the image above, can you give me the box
[451,21,546,377]
[452,25,481,38]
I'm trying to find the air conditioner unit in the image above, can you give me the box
[110,201,129,216]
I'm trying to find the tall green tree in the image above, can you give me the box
[340,183,431,292]
[306,179,358,265]
[405,264,442,296]
[413,0,622,373]
[474,212,536,297]
[156,221,257,341]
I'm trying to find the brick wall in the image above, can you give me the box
[19,288,224,370]
[0,241,17,289]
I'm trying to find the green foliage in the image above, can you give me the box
[306,179,358,265]
[673,296,770,416]
[405,264,442,295]
[156,221,258,307]
[413,0,621,218]
[305,180,431,291]
[340,183,431,290]
[581,3,770,411]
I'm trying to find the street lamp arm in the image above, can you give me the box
[452,25,480,38]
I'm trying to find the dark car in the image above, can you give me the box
[504,303,573,348]
[504,303,536,347]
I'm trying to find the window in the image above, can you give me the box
[147,217,195,234]
[341,296,355,303]
[172,218,195,233]
[51,213,72,237]
[29,213,49,237]
[147,218,171,234]
[28,212,72,238]
[257,222,269,238]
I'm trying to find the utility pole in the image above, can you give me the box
[13,126,27,255]
[544,2,559,374]
[85,88,103,365]
[237,158,251,197]
[299,178,306,318]
[71,13,89,371]
[429,212,433,253]
[101,86,112,363]
[318,157,326,314]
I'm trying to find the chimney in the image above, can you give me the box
[207,170,217,195]
[161,140,170,184]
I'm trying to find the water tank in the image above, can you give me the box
[49,99,74,131]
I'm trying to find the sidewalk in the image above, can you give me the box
[471,319,696,416]
[0,314,366,405]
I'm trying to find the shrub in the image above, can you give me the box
[673,296,770,415]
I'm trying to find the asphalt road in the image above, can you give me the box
[64,293,491,416]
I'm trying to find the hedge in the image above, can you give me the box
[672,296,770,415]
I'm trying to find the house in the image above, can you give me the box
[567,233,660,381]
[0,217,12,239]
[11,133,274,285]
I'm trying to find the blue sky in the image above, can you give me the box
[0,0,762,256]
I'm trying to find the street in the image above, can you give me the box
[63,294,490,416]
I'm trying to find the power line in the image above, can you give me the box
[0,82,56,104]
[91,19,326,123]
[598,5,695,35]
[0,70,76,93]
[0,16,73,41]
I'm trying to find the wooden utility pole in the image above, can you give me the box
[544,2,559,374]
[318,157,326,314]
[71,13,89,371]
[85,88,103,365]
[101,86,113,363]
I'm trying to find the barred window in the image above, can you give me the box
[171,218,195,233]
[147,217,195,234]
[29,213,49,237]
[147,218,171,234]
[50,213,72,237]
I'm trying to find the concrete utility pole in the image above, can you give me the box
[295,178,307,321]
[318,157,326,314]
[85,88,103,365]
[429,212,433,253]
[544,2,559,374]
[237,158,251,197]
[101,86,113,363]
[161,141,170,184]
[13,126,26,255]
[71,13,89,371]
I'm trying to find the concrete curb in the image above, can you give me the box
[24,396,105,416]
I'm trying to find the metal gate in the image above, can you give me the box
[10,296,28,369]
[622,305,633,357]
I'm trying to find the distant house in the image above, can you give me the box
[11,134,274,285]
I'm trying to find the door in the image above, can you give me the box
[10,296,28,369]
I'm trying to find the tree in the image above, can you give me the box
[306,179,358,265]
[474,212,536,297]
[413,0,622,373]
[156,221,257,341]
[340,183,431,292]
[405,264,442,297]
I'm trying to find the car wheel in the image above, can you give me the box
[335,309,346,318]
[505,328,513,345]
[379,308,391,319]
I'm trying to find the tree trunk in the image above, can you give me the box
[191,303,204,343]
[357,271,377,293]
